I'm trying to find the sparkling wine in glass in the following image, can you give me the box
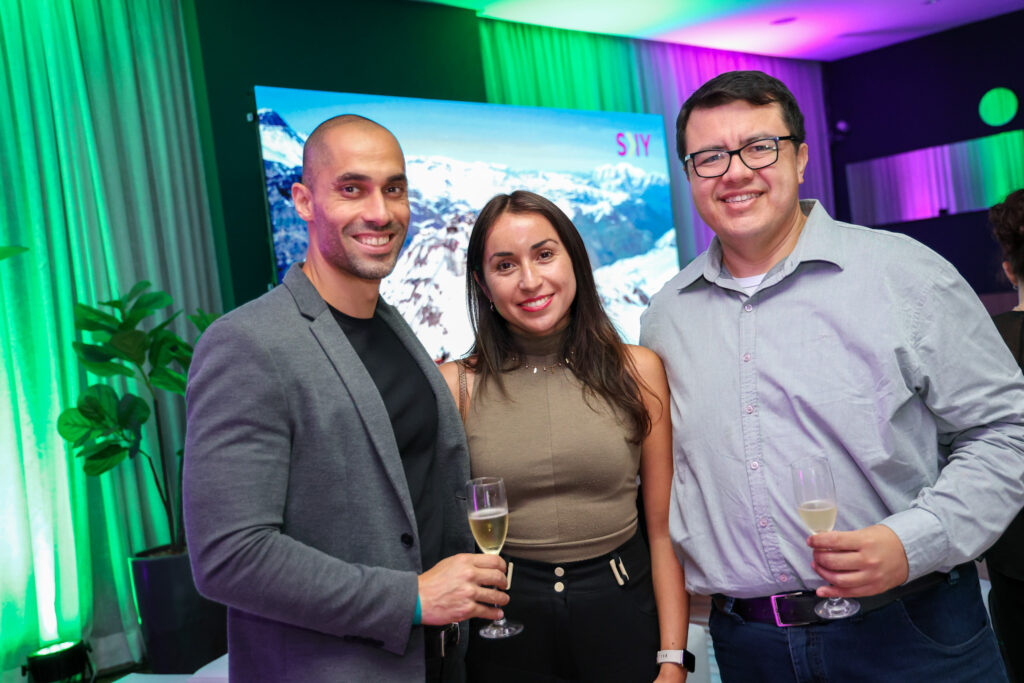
[466,476,523,638]
[790,457,860,619]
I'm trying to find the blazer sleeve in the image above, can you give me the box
[183,312,419,655]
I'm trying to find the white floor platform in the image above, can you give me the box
[118,652,228,682]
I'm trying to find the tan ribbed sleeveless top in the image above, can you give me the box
[465,331,640,563]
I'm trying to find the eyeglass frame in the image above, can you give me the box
[683,135,799,178]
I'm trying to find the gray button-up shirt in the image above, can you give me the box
[640,199,1024,598]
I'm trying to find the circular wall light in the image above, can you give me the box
[979,87,1018,127]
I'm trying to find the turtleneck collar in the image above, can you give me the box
[510,326,569,362]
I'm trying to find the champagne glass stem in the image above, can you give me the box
[466,477,523,638]
[791,458,861,620]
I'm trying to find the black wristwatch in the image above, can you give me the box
[656,649,696,673]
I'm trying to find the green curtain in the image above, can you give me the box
[479,18,832,262]
[480,18,644,113]
[0,0,220,676]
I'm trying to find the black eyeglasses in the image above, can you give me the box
[683,136,798,178]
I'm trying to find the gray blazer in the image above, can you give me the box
[184,264,473,682]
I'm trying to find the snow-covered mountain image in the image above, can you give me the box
[257,107,681,360]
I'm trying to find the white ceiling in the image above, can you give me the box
[412,0,1024,61]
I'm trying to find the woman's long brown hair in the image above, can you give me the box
[464,190,652,443]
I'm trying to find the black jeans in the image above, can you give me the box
[465,532,660,683]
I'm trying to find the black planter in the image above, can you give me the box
[129,548,227,674]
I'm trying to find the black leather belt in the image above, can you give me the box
[423,623,460,660]
[713,567,956,627]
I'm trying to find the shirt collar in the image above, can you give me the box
[675,199,844,292]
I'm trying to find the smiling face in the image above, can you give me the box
[684,100,809,276]
[292,121,410,286]
[480,211,577,338]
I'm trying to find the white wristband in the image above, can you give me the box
[656,649,695,672]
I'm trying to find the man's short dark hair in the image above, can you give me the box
[675,70,806,162]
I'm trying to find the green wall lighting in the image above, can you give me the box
[979,87,1018,127]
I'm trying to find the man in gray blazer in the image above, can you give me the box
[184,115,508,682]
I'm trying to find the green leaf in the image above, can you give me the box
[188,309,221,334]
[0,245,28,262]
[57,407,97,442]
[148,333,172,369]
[81,358,135,378]
[73,341,118,363]
[72,432,96,448]
[117,393,151,430]
[150,366,186,395]
[149,311,182,336]
[77,384,120,423]
[109,329,148,365]
[122,281,151,306]
[74,304,121,333]
[98,281,151,313]
[77,437,121,457]
[82,443,130,475]
[123,305,164,330]
[150,329,192,369]
[124,423,144,459]
[96,297,123,312]
[131,290,173,316]
[175,345,194,373]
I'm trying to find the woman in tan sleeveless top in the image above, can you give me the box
[440,191,691,682]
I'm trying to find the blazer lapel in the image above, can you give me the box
[283,265,417,532]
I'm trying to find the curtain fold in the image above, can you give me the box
[0,0,220,677]
[479,18,833,262]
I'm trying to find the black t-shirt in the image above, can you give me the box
[331,305,442,571]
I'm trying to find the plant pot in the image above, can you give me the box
[129,547,227,674]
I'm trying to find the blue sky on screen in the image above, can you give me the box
[253,85,670,175]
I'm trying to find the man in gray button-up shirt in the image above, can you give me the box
[641,70,1024,681]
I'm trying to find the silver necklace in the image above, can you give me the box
[511,354,571,374]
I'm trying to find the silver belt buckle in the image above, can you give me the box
[770,591,812,627]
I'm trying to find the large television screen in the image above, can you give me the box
[254,86,680,361]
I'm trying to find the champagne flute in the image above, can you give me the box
[790,457,861,619]
[466,476,523,638]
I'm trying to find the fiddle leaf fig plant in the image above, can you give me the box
[57,281,218,552]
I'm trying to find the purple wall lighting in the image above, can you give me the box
[845,130,1023,226]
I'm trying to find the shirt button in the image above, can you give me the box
[743,353,751,362]
[779,573,790,583]
[400,533,414,548]
[744,303,753,312]
[554,581,565,593]
[750,461,760,470]
[554,567,565,577]
[745,405,754,414]
[759,518,769,528]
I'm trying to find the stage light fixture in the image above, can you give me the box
[21,640,93,682]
